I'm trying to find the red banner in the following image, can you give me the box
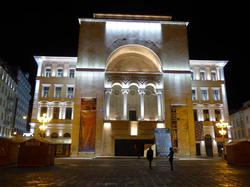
[78,98,96,152]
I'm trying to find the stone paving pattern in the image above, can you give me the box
[0,158,250,186]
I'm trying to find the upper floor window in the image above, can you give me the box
[213,89,220,101]
[215,110,221,121]
[65,107,72,119]
[55,87,62,98]
[203,109,209,121]
[53,107,60,119]
[200,71,206,80]
[191,71,194,80]
[57,69,64,77]
[40,107,47,117]
[67,87,74,98]
[69,69,75,78]
[193,109,198,121]
[192,89,196,100]
[211,71,217,81]
[246,116,249,123]
[45,68,51,77]
[201,89,208,100]
[42,86,49,98]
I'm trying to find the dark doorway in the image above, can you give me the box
[205,134,213,157]
[129,110,137,121]
[115,139,154,156]
[217,142,224,157]
[196,143,201,156]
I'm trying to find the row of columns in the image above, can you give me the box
[105,88,163,121]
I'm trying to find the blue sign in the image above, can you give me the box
[154,128,172,157]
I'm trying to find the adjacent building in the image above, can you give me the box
[229,100,250,142]
[0,64,17,137]
[31,14,229,157]
[0,60,32,137]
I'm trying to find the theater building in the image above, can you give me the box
[31,14,229,157]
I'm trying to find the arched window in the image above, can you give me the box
[45,67,52,77]
[63,133,71,138]
[51,132,59,138]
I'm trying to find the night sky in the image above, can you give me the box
[0,1,249,113]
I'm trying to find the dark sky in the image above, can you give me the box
[0,1,249,113]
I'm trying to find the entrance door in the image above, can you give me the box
[115,139,154,156]
[205,134,213,157]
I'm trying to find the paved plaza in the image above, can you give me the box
[0,158,250,186]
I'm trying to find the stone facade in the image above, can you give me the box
[31,14,229,157]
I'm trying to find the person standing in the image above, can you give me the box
[168,147,174,171]
[146,146,153,169]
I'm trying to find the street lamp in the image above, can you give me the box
[216,119,229,142]
[37,113,51,138]
[216,119,229,159]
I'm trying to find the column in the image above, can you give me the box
[105,88,112,119]
[156,89,163,120]
[121,88,129,120]
[216,67,221,80]
[138,89,145,120]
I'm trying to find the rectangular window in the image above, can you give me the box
[213,89,220,101]
[42,86,49,98]
[203,109,209,121]
[69,69,75,78]
[192,89,196,100]
[55,87,62,98]
[211,72,217,80]
[45,68,51,77]
[65,108,72,119]
[215,110,221,121]
[246,116,249,123]
[40,107,47,117]
[191,71,194,80]
[200,71,205,80]
[67,87,74,98]
[201,89,208,100]
[130,121,138,136]
[193,110,198,121]
[53,107,60,119]
[57,69,64,77]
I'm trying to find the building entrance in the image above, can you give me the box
[115,139,154,156]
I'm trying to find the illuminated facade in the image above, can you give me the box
[229,100,250,142]
[31,14,229,157]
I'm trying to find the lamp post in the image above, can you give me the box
[38,113,51,138]
[216,119,229,159]
[216,119,229,142]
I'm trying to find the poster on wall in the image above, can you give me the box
[154,128,172,157]
[78,98,96,152]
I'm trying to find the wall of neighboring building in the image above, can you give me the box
[31,57,76,142]
[0,65,17,138]
[230,101,250,142]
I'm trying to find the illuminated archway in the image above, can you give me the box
[106,44,162,73]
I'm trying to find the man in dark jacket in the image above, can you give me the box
[146,146,153,169]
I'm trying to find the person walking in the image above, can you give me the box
[168,147,174,171]
[146,146,153,169]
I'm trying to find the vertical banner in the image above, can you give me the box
[154,128,172,157]
[78,98,96,152]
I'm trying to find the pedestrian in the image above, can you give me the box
[146,146,153,169]
[168,147,174,171]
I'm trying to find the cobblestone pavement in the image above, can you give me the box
[0,158,250,187]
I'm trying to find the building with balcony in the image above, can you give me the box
[31,14,229,157]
